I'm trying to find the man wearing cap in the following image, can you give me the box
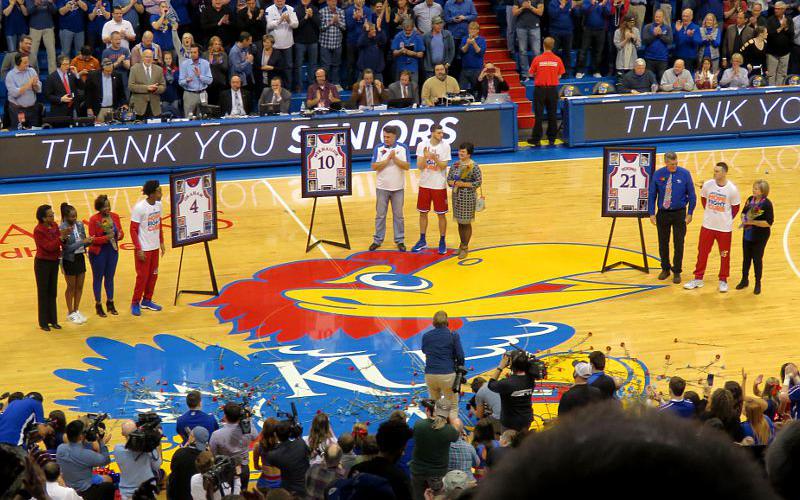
[85,57,127,122]
[557,361,603,416]
[411,398,458,500]
[167,426,209,500]
[487,350,536,432]
[441,470,470,498]
[422,310,464,420]
[115,419,162,500]
[423,17,455,79]
[414,0,444,35]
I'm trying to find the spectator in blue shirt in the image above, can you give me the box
[648,151,697,283]
[444,0,477,43]
[576,0,611,78]
[2,0,30,54]
[229,32,255,87]
[114,420,162,499]
[170,0,190,29]
[673,8,702,73]
[150,0,178,52]
[392,19,425,81]
[175,390,219,443]
[459,21,485,92]
[357,23,387,80]
[56,419,115,499]
[344,0,374,86]
[113,0,144,34]
[26,0,58,74]
[0,393,50,447]
[421,311,464,420]
[657,376,696,418]
[741,397,775,445]
[57,0,89,58]
[87,0,112,51]
[642,9,673,80]
[548,0,577,75]
[780,362,800,420]
[696,0,723,26]
[423,17,455,78]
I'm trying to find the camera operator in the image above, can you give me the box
[0,392,53,447]
[421,310,465,420]
[167,427,209,500]
[56,419,115,500]
[114,419,163,500]
[266,419,311,497]
[471,378,502,436]
[487,351,536,432]
[190,451,241,500]
[208,402,259,489]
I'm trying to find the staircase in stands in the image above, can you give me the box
[474,1,534,131]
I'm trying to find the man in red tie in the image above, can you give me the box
[44,54,83,123]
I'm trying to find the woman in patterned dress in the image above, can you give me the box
[447,142,482,260]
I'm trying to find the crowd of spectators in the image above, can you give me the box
[2,356,800,499]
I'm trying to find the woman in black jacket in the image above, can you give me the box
[736,179,774,295]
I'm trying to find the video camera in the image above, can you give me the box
[452,365,470,394]
[126,412,163,454]
[202,455,237,492]
[276,402,303,439]
[84,413,109,443]
[507,346,547,380]
[235,398,253,435]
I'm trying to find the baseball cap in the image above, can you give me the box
[434,398,452,418]
[190,426,209,450]
[432,15,444,24]
[101,58,114,67]
[775,1,787,6]
[442,470,469,493]
[574,361,592,379]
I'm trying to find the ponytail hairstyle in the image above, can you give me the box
[60,202,75,221]
[94,194,110,212]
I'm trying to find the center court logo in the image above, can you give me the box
[54,243,660,437]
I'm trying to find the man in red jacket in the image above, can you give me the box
[527,37,565,147]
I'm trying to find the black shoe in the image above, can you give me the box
[369,243,380,251]
[754,282,761,295]
[527,138,541,147]
[657,270,670,280]
[96,303,107,318]
[397,243,407,252]
[735,280,749,290]
[106,300,118,315]
[672,273,681,284]
[548,139,556,146]
[50,323,62,330]
[40,325,50,332]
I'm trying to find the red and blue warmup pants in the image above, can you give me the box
[693,227,732,281]
[88,244,118,302]
[132,249,159,304]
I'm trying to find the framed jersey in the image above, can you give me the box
[602,147,656,218]
[170,168,218,248]
[301,127,352,198]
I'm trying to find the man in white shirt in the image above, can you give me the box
[101,6,136,48]
[43,462,82,500]
[411,124,451,254]
[685,162,741,293]
[370,125,411,251]
[130,179,166,316]
[265,0,299,89]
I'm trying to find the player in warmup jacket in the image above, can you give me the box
[130,180,166,316]
[685,162,740,293]
[527,37,565,147]
[412,124,451,255]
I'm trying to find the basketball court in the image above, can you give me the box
[2,141,799,451]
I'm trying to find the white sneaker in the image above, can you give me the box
[68,312,81,324]
[592,72,602,78]
[719,281,729,293]
[576,72,585,79]
[684,279,704,290]
[75,311,88,323]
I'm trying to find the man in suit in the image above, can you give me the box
[219,75,252,116]
[383,69,419,104]
[721,11,753,67]
[128,49,165,119]
[85,58,128,122]
[44,55,84,123]
[348,68,385,108]
[258,76,292,113]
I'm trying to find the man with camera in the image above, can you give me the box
[209,403,259,490]
[422,310,465,420]
[266,419,311,497]
[0,392,52,448]
[114,418,162,500]
[56,419,115,500]
[167,426,209,500]
[487,351,537,432]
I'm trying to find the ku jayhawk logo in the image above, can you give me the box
[54,243,659,438]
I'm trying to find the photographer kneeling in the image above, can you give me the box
[190,451,241,500]
[114,415,163,500]
[56,419,115,500]
[487,351,538,432]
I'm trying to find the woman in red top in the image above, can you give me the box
[87,195,124,317]
[33,204,66,331]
